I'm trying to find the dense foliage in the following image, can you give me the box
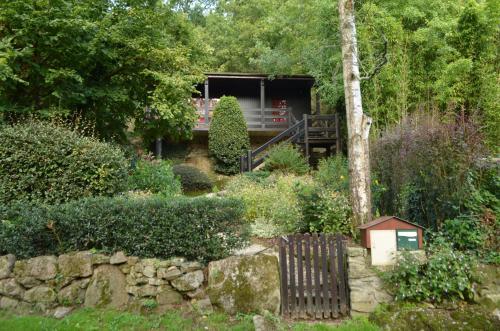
[383,240,477,303]
[225,174,305,237]
[127,160,181,197]
[263,143,310,175]
[172,164,213,192]
[0,122,127,205]
[0,196,248,262]
[371,113,498,230]
[0,0,206,142]
[201,0,499,149]
[208,96,250,174]
[225,165,355,237]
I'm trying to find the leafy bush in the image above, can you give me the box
[226,172,354,237]
[0,122,128,205]
[440,215,486,251]
[371,112,492,229]
[127,160,181,196]
[297,186,354,236]
[314,155,349,192]
[383,240,477,303]
[208,96,250,174]
[225,174,307,237]
[172,164,213,192]
[0,196,248,262]
[263,142,309,175]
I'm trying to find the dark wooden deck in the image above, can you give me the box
[240,114,340,172]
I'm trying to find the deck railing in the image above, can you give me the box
[194,107,295,131]
[240,114,340,172]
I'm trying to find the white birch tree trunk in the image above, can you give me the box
[338,0,372,226]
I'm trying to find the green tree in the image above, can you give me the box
[0,0,208,142]
[208,96,250,174]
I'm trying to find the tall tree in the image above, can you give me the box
[338,0,372,226]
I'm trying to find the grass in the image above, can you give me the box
[0,308,380,331]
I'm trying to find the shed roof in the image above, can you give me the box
[205,72,315,81]
[358,216,425,229]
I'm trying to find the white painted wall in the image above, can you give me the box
[370,230,397,266]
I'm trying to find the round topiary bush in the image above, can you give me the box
[0,121,128,205]
[172,164,213,192]
[208,96,250,174]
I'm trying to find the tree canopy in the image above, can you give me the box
[200,0,499,148]
[0,0,498,149]
[0,0,208,141]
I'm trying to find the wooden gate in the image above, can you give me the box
[279,234,349,319]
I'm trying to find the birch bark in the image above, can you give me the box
[338,0,372,226]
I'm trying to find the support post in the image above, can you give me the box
[247,150,253,172]
[155,137,162,159]
[335,113,341,154]
[240,155,245,173]
[315,92,321,115]
[304,114,309,160]
[204,79,209,126]
[260,79,265,129]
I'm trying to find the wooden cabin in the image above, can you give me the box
[193,73,315,132]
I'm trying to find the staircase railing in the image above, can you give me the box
[240,114,340,172]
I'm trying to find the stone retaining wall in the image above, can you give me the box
[347,246,392,316]
[0,252,211,317]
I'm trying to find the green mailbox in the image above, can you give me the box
[397,230,419,251]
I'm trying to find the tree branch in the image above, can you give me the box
[360,32,388,81]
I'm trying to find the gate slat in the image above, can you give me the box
[296,234,305,318]
[279,237,289,316]
[336,234,347,314]
[320,234,330,318]
[304,234,313,317]
[312,233,321,319]
[288,235,297,317]
[328,236,339,318]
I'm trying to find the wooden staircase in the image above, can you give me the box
[240,114,340,172]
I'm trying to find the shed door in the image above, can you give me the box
[370,230,396,266]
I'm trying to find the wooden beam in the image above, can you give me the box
[204,79,209,125]
[260,79,265,128]
[304,114,310,160]
[315,92,321,115]
[155,137,162,159]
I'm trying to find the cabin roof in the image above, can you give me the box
[358,216,425,229]
[205,72,315,81]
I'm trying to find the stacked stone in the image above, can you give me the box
[0,251,212,317]
[347,246,392,316]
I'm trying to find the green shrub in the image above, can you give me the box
[371,112,491,230]
[225,174,307,237]
[440,215,486,251]
[172,164,213,192]
[0,122,128,205]
[0,196,249,262]
[208,96,250,174]
[383,240,477,303]
[314,155,349,192]
[297,186,354,236]
[127,160,181,196]
[263,142,309,175]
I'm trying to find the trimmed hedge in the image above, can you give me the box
[172,164,213,192]
[0,122,128,205]
[208,96,250,174]
[127,160,181,196]
[0,196,249,262]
